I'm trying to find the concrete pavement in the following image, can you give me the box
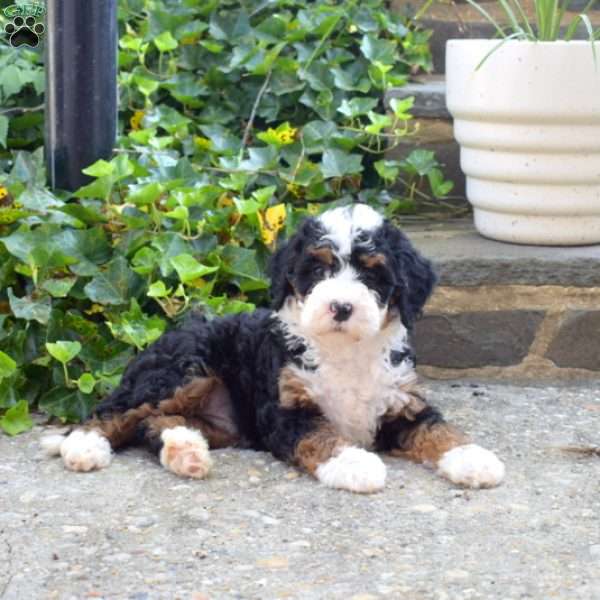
[1,381,599,600]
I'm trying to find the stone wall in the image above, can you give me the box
[415,285,600,380]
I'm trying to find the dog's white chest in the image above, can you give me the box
[296,335,417,448]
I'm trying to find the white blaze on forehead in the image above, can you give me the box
[317,204,384,256]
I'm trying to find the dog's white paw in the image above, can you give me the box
[315,446,386,494]
[59,430,112,472]
[437,443,505,489]
[159,426,212,479]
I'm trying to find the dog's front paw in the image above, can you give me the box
[437,443,505,489]
[315,447,386,494]
[159,426,213,479]
[59,430,113,472]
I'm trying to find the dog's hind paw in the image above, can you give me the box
[315,446,386,494]
[437,443,505,489]
[159,426,213,479]
[59,430,113,472]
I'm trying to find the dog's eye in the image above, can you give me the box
[312,265,326,278]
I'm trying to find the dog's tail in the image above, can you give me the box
[40,431,69,456]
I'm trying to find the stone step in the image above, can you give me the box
[386,75,449,120]
[405,220,600,380]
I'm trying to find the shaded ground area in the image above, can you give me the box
[1,382,599,600]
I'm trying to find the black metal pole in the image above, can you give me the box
[45,0,118,191]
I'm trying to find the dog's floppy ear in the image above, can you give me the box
[379,221,437,329]
[268,217,322,310]
[269,235,296,310]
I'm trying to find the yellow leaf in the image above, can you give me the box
[277,127,297,144]
[187,278,207,289]
[181,34,199,45]
[285,183,303,198]
[85,304,104,315]
[0,186,9,201]
[259,203,286,246]
[194,136,212,151]
[130,110,145,131]
[217,193,234,208]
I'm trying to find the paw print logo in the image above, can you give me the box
[5,15,45,48]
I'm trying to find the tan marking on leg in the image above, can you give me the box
[143,415,187,441]
[159,377,240,449]
[279,367,318,410]
[294,421,348,474]
[85,403,156,450]
[390,422,469,464]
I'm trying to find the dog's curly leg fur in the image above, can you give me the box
[377,404,505,489]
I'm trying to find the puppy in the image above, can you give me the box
[42,204,504,493]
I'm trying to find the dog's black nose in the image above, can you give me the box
[330,302,353,322]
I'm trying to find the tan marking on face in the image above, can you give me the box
[307,244,335,266]
[279,367,318,410]
[294,421,349,474]
[390,421,469,464]
[359,253,387,268]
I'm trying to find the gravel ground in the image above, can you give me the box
[1,381,599,600]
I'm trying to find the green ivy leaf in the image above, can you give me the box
[107,299,166,350]
[238,147,279,171]
[360,35,397,65]
[38,387,95,423]
[0,351,17,380]
[164,205,189,220]
[338,97,379,118]
[364,111,392,135]
[77,373,97,394]
[8,288,52,325]
[41,277,78,298]
[374,159,400,182]
[132,247,158,276]
[0,400,33,436]
[389,96,414,120]
[321,149,363,178]
[171,254,219,284]
[127,182,164,206]
[427,168,454,198]
[73,176,113,200]
[84,256,144,305]
[46,341,82,364]
[151,233,195,278]
[155,31,178,52]
[82,160,114,178]
[221,246,268,291]
[0,115,9,149]
[134,75,160,97]
[402,149,438,176]
[147,281,171,298]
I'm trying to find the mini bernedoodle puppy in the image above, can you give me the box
[43,204,505,493]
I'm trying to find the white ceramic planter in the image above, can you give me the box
[446,40,600,246]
